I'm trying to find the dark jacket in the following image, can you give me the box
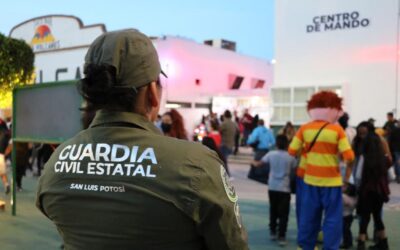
[0,119,10,154]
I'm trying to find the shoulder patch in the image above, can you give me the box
[220,165,238,203]
[234,202,243,228]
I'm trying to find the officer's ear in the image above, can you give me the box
[145,81,161,122]
[147,81,161,108]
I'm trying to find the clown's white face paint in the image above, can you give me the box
[308,108,343,123]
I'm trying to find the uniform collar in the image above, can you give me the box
[89,109,163,135]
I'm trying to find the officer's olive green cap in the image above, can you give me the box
[84,29,164,89]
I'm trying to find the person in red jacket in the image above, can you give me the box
[208,121,222,147]
[240,109,253,146]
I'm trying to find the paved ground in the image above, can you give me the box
[0,148,400,249]
[230,147,400,210]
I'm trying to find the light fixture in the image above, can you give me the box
[165,103,181,109]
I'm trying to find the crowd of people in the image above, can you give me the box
[1,29,399,250]
[3,102,398,248]
[0,105,271,192]
[0,117,56,193]
[0,99,398,249]
[166,94,397,250]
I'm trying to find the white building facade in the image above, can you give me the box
[10,15,272,135]
[10,15,105,83]
[273,0,400,127]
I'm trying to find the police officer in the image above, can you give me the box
[36,29,248,250]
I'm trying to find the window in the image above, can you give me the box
[271,88,290,103]
[271,88,291,123]
[293,106,308,123]
[271,106,291,123]
[251,78,266,89]
[228,74,244,89]
[194,103,211,109]
[270,85,343,125]
[294,87,314,103]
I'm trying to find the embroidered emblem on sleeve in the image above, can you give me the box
[220,165,238,203]
[234,202,243,228]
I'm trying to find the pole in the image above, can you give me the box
[11,89,17,216]
[11,141,16,216]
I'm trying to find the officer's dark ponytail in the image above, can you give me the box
[78,64,139,127]
[79,64,118,106]
[78,64,141,110]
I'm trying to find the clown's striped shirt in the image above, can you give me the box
[288,120,355,187]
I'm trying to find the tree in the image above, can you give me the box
[0,33,34,108]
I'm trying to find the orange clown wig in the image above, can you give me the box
[307,91,344,123]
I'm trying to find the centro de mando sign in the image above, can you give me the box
[306,11,370,33]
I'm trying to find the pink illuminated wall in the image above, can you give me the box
[154,37,273,103]
[153,36,273,137]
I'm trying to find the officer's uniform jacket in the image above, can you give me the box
[36,110,248,250]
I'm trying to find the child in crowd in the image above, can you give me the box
[341,183,357,249]
[254,135,296,246]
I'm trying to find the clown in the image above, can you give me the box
[288,91,355,250]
